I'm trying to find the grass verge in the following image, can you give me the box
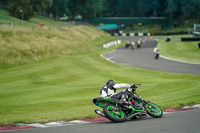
[0,25,115,65]
[156,35,200,63]
[0,46,200,125]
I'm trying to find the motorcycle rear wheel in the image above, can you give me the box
[103,104,127,123]
[144,102,163,118]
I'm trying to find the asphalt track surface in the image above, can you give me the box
[5,108,200,133]
[102,36,200,75]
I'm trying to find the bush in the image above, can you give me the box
[7,0,34,20]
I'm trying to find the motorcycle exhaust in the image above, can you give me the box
[95,109,105,117]
[127,111,147,120]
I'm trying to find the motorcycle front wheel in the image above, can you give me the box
[144,102,163,118]
[103,104,127,123]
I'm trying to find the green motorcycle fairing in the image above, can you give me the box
[93,97,119,108]
[93,97,145,115]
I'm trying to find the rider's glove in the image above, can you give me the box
[131,84,136,88]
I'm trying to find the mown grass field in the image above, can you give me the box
[156,35,200,63]
[0,50,199,125]
[0,9,200,125]
[0,26,199,125]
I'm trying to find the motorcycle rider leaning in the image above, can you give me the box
[100,80,140,105]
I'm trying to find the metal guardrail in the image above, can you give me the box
[103,40,121,48]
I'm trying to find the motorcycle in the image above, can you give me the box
[93,84,163,123]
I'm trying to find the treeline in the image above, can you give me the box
[1,0,200,26]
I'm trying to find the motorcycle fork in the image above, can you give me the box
[108,100,121,111]
[114,100,121,111]
[143,100,153,109]
[146,104,152,109]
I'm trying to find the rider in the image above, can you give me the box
[100,80,136,105]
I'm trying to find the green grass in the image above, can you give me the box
[0,8,200,126]
[0,24,115,65]
[0,52,199,125]
[156,35,200,63]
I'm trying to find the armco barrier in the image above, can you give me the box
[111,33,151,36]
[111,32,188,36]
[181,37,200,41]
[103,40,121,48]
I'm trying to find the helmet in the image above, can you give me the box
[106,80,116,89]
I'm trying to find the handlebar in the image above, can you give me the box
[131,84,141,92]
[135,84,141,86]
[131,84,141,88]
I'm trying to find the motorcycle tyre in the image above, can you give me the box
[144,102,163,118]
[103,104,127,123]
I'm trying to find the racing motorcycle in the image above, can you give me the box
[93,84,163,123]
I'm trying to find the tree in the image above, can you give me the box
[67,0,80,20]
[102,0,118,17]
[165,0,177,26]
[6,0,200,25]
[30,0,53,12]
[79,0,99,20]
[46,0,68,19]
[94,0,105,17]
[145,0,160,17]
[7,0,34,20]
[0,0,8,7]
[66,0,99,21]
[165,0,200,27]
